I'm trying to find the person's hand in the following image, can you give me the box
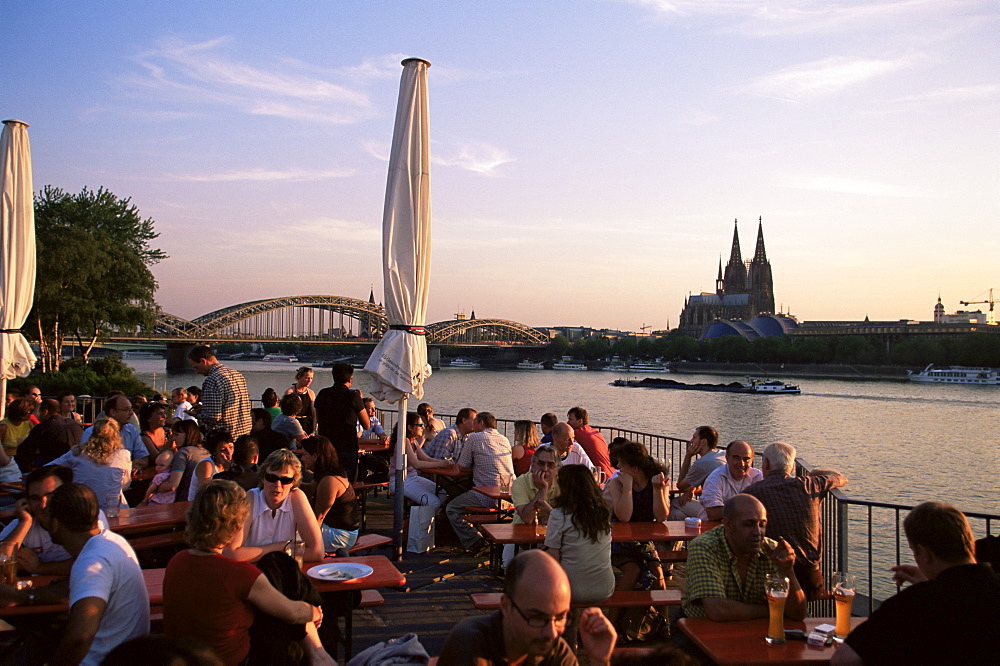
[578,607,616,665]
[17,547,40,574]
[765,536,796,575]
[533,467,551,492]
[310,603,324,628]
[651,472,666,488]
[686,440,701,457]
[891,564,926,587]
[13,498,30,524]
[618,471,633,490]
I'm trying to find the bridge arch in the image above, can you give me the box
[427,318,548,345]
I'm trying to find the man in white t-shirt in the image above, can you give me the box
[699,440,763,521]
[43,483,148,665]
[0,465,108,575]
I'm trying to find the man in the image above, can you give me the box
[188,345,251,438]
[682,494,806,622]
[566,407,614,481]
[47,483,148,664]
[447,412,515,554]
[424,407,477,460]
[249,408,290,460]
[744,442,847,600]
[170,387,196,422]
[833,502,1000,665]
[359,397,387,442]
[440,549,616,665]
[699,441,762,521]
[314,363,369,483]
[78,394,149,470]
[539,412,558,444]
[550,423,596,472]
[504,445,562,568]
[16,399,82,471]
[0,465,108,575]
[26,385,43,424]
[213,436,260,490]
[670,425,726,520]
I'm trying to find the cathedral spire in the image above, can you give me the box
[753,216,768,263]
[728,218,743,266]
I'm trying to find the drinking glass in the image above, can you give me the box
[832,572,857,641]
[765,574,789,645]
[285,539,306,567]
[535,511,548,538]
[105,494,121,518]
[0,541,18,585]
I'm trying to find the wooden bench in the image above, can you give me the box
[346,533,391,555]
[127,531,188,551]
[470,589,681,610]
[656,549,688,563]
[465,513,511,526]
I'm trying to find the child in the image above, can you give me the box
[142,450,176,505]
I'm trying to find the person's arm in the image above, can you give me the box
[651,472,670,522]
[701,596,770,621]
[891,564,926,586]
[17,547,74,575]
[675,441,702,492]
[578,607,617,666]
[157,469,184,494]
[701,472,725,521]
[193,458,214,490]
[140,433,159,458]
[52,596,106,665]
[312,476,340,524]
[307,389,317,434]
[247,573,322,625]
[353,391,371,432]
[224,518,283,562]
[408,439,448,469]
[511,444,525,461]
[290,489,325,562]
[810,469,848,489]
[3,503,32,549]
[607,475,634,522]
[765,537,807,620]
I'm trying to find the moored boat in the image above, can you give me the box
[552,356,588,371]
[449,358,481,369]
[629,362,669,373]
[516,360,544,370]
[908,364,1000,385]
[262,354,298,362]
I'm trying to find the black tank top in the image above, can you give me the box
[291,387,314,434]
[323,477,360,531]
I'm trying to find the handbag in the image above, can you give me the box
[407,502,436,553]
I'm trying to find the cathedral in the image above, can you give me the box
[677,218,776,337]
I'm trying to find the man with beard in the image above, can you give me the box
[682,494,806,621]
[440,549,616,664]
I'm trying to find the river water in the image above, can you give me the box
[131,360,998,517]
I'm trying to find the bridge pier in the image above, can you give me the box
[166,343,197,374]
[427,347,441,369]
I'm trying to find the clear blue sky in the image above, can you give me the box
[5,1,998,330]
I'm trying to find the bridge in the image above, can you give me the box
[109,295,550,348]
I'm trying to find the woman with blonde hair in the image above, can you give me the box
[511,419,541,476]
[50,418,132,511]
[284,366,317,435]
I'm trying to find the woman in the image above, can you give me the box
[57,391,83,424]
[285,367,317,435]
[188,431,234,501]
[603,441,670,598]
[511,419,541,477]
[0,397,34,462]
[300,435,360,551]
[226,449,324,563]
[272,393,307,447]
[158,420,211,502]
[50,418,132,511]
[416,403,445,443]
[139,402,168,457]
[164,480,332,666]
[389,412,449,510]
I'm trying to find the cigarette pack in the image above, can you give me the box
[684,517,702,529]
[808,623,836,646]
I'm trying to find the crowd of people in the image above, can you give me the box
[0,344,995,665]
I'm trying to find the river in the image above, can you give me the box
[129,360,998,517]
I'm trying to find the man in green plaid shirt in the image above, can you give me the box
[682,494,807,621]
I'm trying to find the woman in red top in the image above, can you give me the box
[163,480,331,665]
[511,419,541,477]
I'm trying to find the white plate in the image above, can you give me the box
[306,563,374,582]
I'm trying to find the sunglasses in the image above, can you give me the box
[263,473,295,486]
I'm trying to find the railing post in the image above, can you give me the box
[837,495,849,573]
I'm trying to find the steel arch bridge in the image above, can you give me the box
[137,295,547,347]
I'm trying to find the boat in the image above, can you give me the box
[612,376,801,395]
[908,364,1000,385]
[516,360,544,370]
[449,358,481,369]
[262,354,299,363]
[629,362,669,373]
[742,377,801,394]
[552,356,588,371]
[602,356,628,371]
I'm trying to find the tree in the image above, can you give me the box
[29,186,167,372]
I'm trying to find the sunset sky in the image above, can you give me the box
[5,1,998,331]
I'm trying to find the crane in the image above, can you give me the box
[959,288,996,325]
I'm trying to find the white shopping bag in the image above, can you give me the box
[407,503,436,553]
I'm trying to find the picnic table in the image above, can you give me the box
[678,617,867,665]
[106,501,191,536]
[479,520,718,546]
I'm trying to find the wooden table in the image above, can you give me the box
[424,463,471,496]
[473,485,512,512]
[480,520,719,546]
[106,501,191,536]
[678,617,867,665]
[0,569,166,617]
[359,442,390,454]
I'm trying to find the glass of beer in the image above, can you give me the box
[832,572,857,641]
[0,541,19,585]
[765,574,789,645]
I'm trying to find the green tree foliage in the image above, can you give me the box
[10,354,151,398]
[547,334,571,356]
[29,186,167,372]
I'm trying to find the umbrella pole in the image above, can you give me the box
[392,395,408,561]
[0,378,5,420]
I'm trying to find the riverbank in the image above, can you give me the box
[670,361,912,381]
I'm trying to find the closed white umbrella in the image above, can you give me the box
[0,120,38,418]
[364,58,432,559]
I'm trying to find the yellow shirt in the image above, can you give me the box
[1,419,32,456]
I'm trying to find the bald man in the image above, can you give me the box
[441,549,616,664]
[699,441,762,521]
[549,423,596,473]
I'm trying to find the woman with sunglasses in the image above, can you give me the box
[389,412,449,510]
[225,449,324,562]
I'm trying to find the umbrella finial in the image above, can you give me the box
[2,120,29,129]
[401,58,431,68]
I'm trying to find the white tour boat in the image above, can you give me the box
[552,357,588,371]
[629,362,670,373]
[449,358,481,369]
[908,364,1000,385]
[516,360,545,370]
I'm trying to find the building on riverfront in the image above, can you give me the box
[677,218,776,338]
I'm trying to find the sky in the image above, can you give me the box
[5,1,999,332]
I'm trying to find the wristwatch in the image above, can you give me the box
[25,591,36,605]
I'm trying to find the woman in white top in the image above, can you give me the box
[188,431,235,501]
[50,418,131,511]
[225,449,324,562]
[388,412,449,510]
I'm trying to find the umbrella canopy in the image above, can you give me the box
[363,59,433,559]
[0,120,38,393]
[364,59,433,403]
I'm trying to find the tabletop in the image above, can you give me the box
[423,463,469,478]
[480,520,719,545]
[678,617,867,665]
[473,486,512,502]
[359,442,390,454]
[106,501,191,535]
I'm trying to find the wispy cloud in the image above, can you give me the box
[168,167,355,183]
[220,216,380,253]
[124,36,376,124]
[735,55,919,102]
[433,142,516,175]
[779,174,935,198]
[888,84,1000,108]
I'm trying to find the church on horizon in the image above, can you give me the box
[677,218,777,338]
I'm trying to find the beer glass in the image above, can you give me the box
[0,541,19,584]
[765,574,789,645]
[105,494,121,518]
[832,572,857,641]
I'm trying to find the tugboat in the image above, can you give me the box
[742,377,801,394]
